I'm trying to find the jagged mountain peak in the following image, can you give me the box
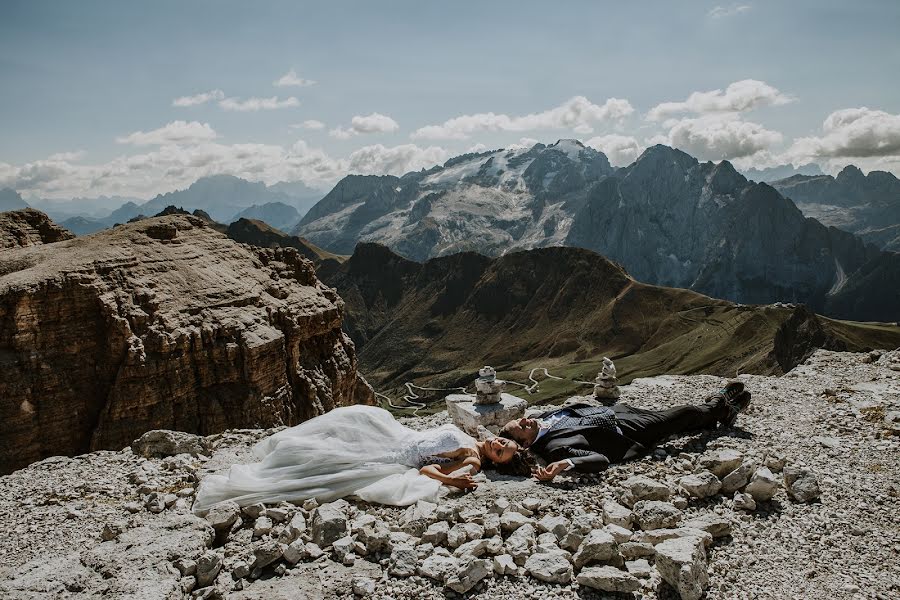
[836,164,866,183]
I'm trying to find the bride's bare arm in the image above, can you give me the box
[419,456,481,489]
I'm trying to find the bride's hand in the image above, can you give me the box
[447,474,478,490]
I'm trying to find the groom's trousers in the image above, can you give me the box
[612,397,726,448]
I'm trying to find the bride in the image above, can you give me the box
[192,405,519,513]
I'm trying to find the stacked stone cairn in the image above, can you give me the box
[446,366,527,436]
[593,357,621,402]
[474,366,503,405]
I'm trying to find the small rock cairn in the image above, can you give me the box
[474,366,503,405]
[593,357,620,402]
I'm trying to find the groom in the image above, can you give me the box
[499,382,750,481]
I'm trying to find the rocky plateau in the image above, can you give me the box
[1,349,898,599]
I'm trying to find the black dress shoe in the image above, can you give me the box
[706,380,745,404]
[721,390,752,428]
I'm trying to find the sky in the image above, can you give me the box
[1,0,899,199]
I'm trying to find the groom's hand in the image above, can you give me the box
[532,461,569,482]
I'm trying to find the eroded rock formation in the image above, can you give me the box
[0,208,74,249]
[0,214,373,474]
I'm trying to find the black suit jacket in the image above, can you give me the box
[529,403,647,473]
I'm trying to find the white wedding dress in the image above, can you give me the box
[192,405,477,513]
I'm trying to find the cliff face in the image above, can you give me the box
[0,214,373,474]
[0,208,75,249]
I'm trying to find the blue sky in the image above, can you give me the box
[1,0,899,198]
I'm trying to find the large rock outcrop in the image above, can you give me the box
[0,208,74,249]
[0,214,373,474]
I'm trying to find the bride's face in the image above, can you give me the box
[485,437,518,464]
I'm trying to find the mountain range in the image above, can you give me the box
[23,175,324,235]
[294,141,900,322]
[314,242,900,406]
[772,165,900,251]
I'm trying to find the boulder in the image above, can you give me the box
[132,430,205,458]
[654,536,709,600]
[683,514,732,538]
[573,529,619,568]
[310,503,349,547]
[620,475,671,506]
[679,471,722,498]
[500,511,533,534]
[745,467,779,501]
[418,549,457,581]
[493,553,518,575]
[351,576,376,597]
[632,500,683,530]
[721,460,756,494]
[422,520,450,546]
[388,545,418,577]
[577,565,641,593]
[602,501,633,528]
[445,555,493,593]
[537,514,570,541]
[195,551,222,588]
[699,449,743,478]
[733,491,757,511]
[784,466,822,503]
[525,551,573,584]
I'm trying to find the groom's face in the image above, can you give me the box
[503,417,539,447]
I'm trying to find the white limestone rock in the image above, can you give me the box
[733,491,757,511]
[577,565,641,593]
[445,555,493,593]
[699,449,744,478]
[525,550,573,584]
[573,528,619,568]
[620,475,671,507]
[632,500,683,530]
[679,471,722,499]
[784,466,821,503]
[602,500,634,528]
[721,460,756,494]
[310,503,349,547]
[654,536,710,600]
[745,467,779,501]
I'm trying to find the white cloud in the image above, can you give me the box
[347,143,448,175]
[115,121,218,146]
[219,96,300,111]
[663,115,783,160]
[647,79,792,121]
[329,112,399,138]
[788,107,900,159]
[411,96,635,140]
[507,137,541,151]
[273,69,316,87]
[291,119,326,130]
[0,139,449,199]
[708,4,751,19]
[47,150,85,162]
[585,134,644,166]
[172,89,225,107]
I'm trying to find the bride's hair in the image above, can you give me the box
[482,449,535,477]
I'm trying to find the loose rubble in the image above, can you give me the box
[1,349,899,599]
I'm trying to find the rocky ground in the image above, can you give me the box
[1,348,898,600]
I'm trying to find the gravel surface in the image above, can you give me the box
[1,349,898,600]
